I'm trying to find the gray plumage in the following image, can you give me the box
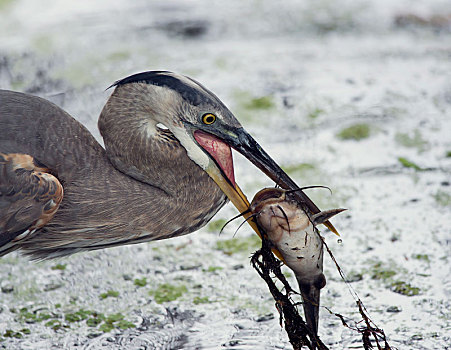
[0,75,228,259]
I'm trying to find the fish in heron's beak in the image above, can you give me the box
[249,188,345,335]
[193,127,339,248]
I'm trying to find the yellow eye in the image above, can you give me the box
[202,113,216,125]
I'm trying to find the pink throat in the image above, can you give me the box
[193,130,235,187]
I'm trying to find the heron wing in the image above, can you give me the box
[0,153,63,248]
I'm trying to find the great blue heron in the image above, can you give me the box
[0,71,337,260]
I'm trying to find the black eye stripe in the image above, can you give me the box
[111,71,228,108]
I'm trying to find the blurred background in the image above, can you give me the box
[0,0,450,348]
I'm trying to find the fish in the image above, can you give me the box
[250,187,345,335]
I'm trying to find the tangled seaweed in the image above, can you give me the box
[251,224,393,350]
[251,234,328,350]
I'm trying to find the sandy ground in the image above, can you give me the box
[0,0,450,349]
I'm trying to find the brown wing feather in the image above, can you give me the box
[0,153,63,247]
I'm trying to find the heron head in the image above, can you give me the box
[109,71,337,234]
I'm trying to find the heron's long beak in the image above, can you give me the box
[195,126,338,260]
[195,127,338,237]
[228,128,339,235]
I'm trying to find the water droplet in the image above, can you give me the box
[337,239,343,244]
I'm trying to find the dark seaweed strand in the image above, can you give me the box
[250,224,329,350]
[250,218,393,349]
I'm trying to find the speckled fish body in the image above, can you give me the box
[250,188,344,336]
[251,191,325,286]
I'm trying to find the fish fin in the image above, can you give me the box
[312,209,347,228]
